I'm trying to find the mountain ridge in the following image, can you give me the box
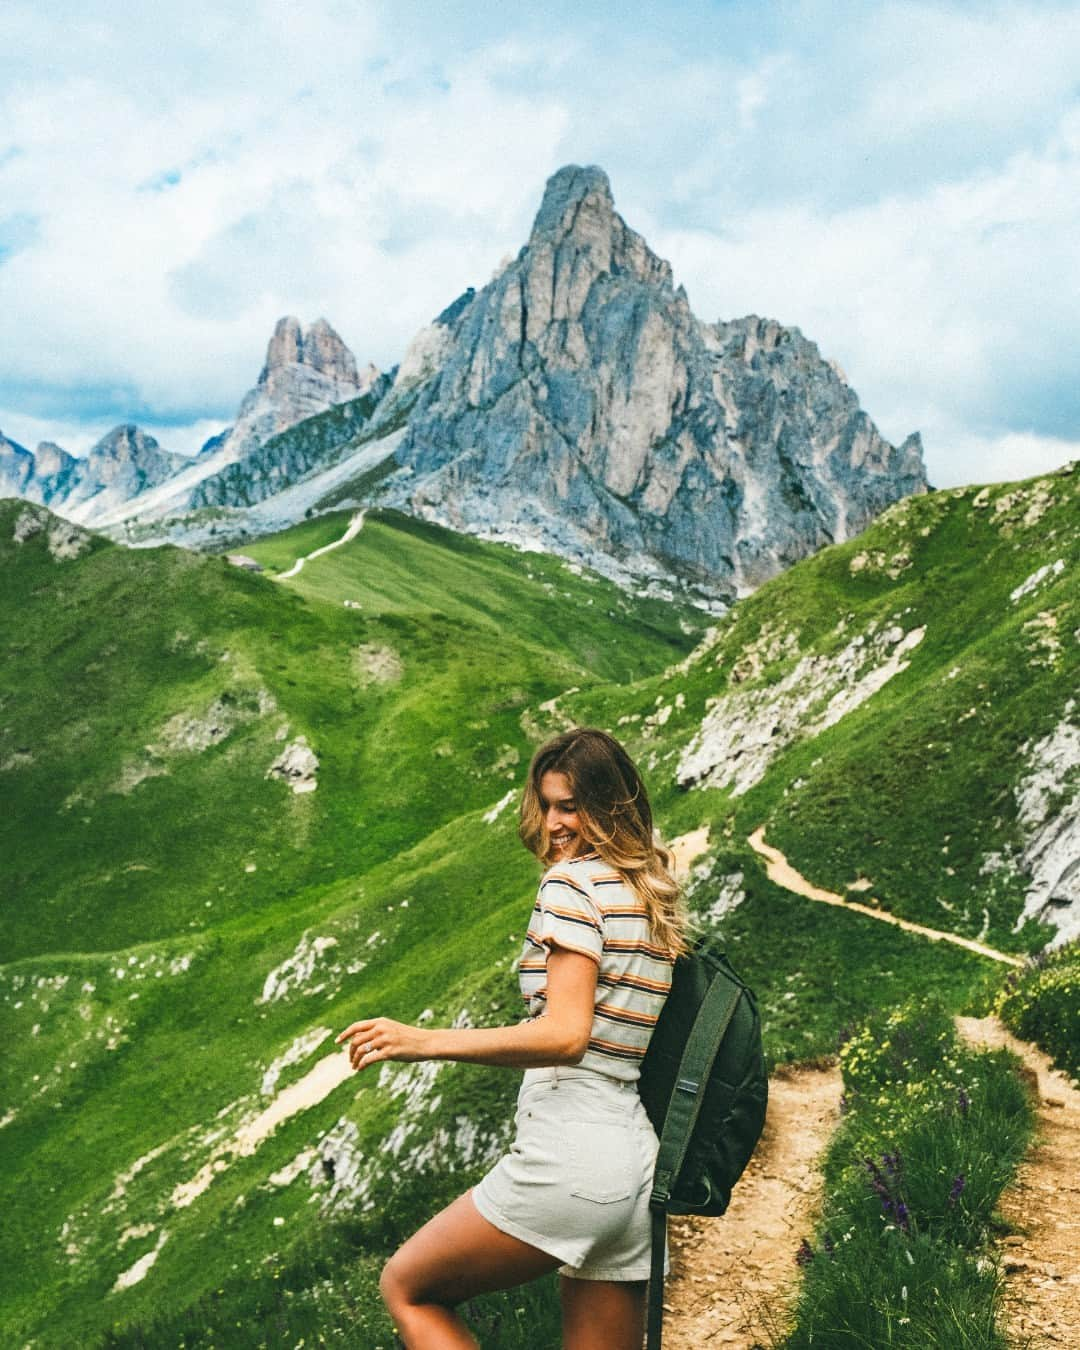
[3,164,929,601]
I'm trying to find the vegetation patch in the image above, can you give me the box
[780,996,1036,1348]
[994,939,1080,1081]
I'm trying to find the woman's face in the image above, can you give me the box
[539,769,591,859]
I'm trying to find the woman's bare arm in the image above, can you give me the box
[336,945,598,1071]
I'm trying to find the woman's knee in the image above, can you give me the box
[379,1252,409,1309]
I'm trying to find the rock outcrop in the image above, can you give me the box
[1,425,187,520]
[72,317,385,529]
[372,164,928,598]
[218,316,379,468]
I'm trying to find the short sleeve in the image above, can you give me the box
[532,869,604,966]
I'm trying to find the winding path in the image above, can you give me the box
[660,825,1077,1347]
[275,509,366,580]
[747,825,1025,968]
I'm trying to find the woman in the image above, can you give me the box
[335,726,691,1348]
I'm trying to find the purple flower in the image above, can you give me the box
[795,1239,814,1267]
[895,1201,911,1233]
[947,1173,966,1206]
[882,1151,903,1179]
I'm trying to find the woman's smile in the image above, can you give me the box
[540,769,590,858]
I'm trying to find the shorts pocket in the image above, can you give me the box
[566,1122,636,1204]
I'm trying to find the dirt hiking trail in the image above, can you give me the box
[661,1061,844,1349]
[955,1014,1080,1349]
[657,828,1077,1347]
[747,826,1024,968]
[275,508,366,580]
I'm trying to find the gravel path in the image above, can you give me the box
[661,1061,843,1348]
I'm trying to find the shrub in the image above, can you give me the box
[994,939,1080,1081]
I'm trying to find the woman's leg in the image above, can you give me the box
[560,1275,648,1350]
[379,1187,563,1348]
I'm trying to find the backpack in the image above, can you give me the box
[637,932,769,1350]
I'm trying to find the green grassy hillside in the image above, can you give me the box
[1,464,1076,1348]
[556,463,1078,952]
[0,498,704,1347]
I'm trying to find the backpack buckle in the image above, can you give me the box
[676,1077,699,1095]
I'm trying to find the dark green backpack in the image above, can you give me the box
[637,933,769,1350]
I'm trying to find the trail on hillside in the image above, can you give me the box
[954,1014,1080,1349]
[747,825,1024,968]
[275,508,366,579]
[663,1061,844,1349]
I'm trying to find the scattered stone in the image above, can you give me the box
[266,735,319,793]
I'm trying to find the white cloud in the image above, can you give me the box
[0,0,1078,486]
[649,98,1080,487]
[915,426,1080,490]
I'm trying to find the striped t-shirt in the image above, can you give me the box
[517,850,675,1083]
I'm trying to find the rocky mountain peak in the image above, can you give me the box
[531,164,614,238]
[33,441,75,477]
[524,163,673,311]
[259,315,359,387]
[93,424,163,459]
[376,162,928,599]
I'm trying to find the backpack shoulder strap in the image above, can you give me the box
[645,972,744,1350]
[649,972,743,1208]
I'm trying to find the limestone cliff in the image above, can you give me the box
[373,164,928,598]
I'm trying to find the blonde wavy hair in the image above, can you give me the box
[519,726,692,962]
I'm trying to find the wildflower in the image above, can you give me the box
[947,1173,966,1206]
[863,1156,893,1208]
[895,1201,911,1234]
[795,1238,814,1267]
[957,1087,970,1116]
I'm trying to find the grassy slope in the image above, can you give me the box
[2,463,1075,1347]
[0,500,703,1347]
[522,464,1077,1077]
[556,464,1078,963]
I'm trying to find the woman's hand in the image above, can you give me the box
[334,1016,432,1071]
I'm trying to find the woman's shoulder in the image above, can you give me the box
[539,851,617,897]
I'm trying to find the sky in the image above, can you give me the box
[1,0,1079,489]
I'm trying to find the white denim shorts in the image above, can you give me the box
[470,1064,671,1282]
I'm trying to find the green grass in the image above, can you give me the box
[777,996,1037,1348]
[1,459,1075,1347]
[555,464,1078,957]
[994,939,1080,1081]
